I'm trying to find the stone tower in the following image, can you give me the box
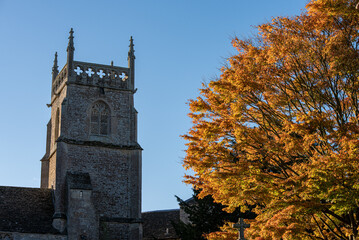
[40,29,142,240]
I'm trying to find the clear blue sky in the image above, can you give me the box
[0,0,308,212]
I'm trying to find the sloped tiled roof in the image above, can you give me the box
[0,186,61,234]
[142,209,180,240]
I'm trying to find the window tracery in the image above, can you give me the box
[90,101,110,135]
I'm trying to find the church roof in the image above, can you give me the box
[142,209,180,240]
[0,186,61,234]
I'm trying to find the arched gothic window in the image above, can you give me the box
[90,101,110,135]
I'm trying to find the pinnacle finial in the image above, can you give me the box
[128,36,135,89]
[67,28,75,53]
[53,52,58,69]
[52,52,59,81]
[128,36,135,58]
[67,28,75,76]
[130,36,134,47]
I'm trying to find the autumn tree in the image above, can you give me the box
[183,0,359,239]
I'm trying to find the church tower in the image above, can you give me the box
[40,29,142,240]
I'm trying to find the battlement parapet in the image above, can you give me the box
[52,61,131,97]
[72,61,130,90]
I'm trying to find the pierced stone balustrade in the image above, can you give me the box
[72,61,130,90]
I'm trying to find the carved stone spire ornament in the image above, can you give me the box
[52,52,58,82]
[128,36,135,88]
[128,36,135,59]
[67,28,75,76]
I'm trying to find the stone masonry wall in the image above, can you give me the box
[0,232,66,240]
[47,82,68,190]
[53,74,141,218]
[58,143,141,219]
[61,83,136,146]
[48,152,56,189]
[67,189,98,240]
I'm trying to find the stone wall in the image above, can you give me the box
[0,232,66,240]
[56,143,141,219]
[60,83,136,145]
[47,70,68,189]
[67,188,98,239]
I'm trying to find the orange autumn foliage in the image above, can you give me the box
[183,0,359,239]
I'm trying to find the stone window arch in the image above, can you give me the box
[90,101,110,135]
